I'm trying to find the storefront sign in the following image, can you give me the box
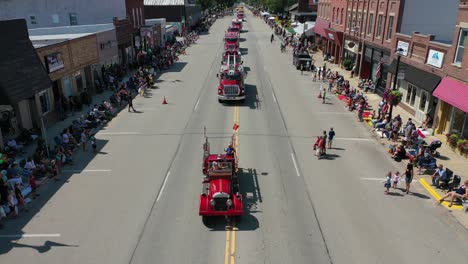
[427,49,444,68]
[345,40,358,53]
[397,41,409,56]
[45,52,64,73]
[328,33,335,40]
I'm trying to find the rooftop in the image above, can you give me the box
[144,0,185,6]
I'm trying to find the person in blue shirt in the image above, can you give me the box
[328,128,335,149]
[225,144,236,156]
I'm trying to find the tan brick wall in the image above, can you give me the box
[69,35,98,70]
[36,42,71,81]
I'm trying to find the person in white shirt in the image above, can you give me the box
[24,158,36,171]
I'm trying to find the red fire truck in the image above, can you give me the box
[224,31,239,51]
[217,55,245,103]
[199,128,243,220]
[232,19,243,31]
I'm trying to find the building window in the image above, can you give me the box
[386,16,394,40]
[340,9,344,25]
[69,13,78,25]
[357,12,362,32]
[376,15,383,38]
[29,15,37,25]
[368,14,374,35]
[39,91,51,114]
[347,12,351,29]
[454,29,468,65]
[52,14,59,24]
[132,8,136,27]
[139,8,143,25]
[332,7,335,23]
[419,90,428,111]
[406,83,417,106]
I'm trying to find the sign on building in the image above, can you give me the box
[427,49,444,68]
[397,41,409,56]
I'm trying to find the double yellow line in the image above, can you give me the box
[225,105,239,264]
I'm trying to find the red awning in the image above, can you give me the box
[314,18,330,38]
[433,77,468,112]
[324,28,343,46]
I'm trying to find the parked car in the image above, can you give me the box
[293,53,313,71]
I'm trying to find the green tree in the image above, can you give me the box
[196,0,214,10]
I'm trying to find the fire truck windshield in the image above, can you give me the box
[225,38,238,42]
[225,73,241,80]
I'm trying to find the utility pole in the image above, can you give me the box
[388,48,404,120]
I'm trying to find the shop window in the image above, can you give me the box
[406,83,417,106]
[332,7,335,23]
[386,16,394,40]
[454,29,468,65]
[29,15,37,25]
[69,13,78,25]
[376,15,383,38]
[347,11,351,29]
[419,90,428,111]
[340,9,344,25]
[39,91,51,114]
[367,14,374,35]
[52,14,59,24]
[451,107,466,136]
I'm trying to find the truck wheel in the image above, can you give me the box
[239,99,245,104]
[202,216,210,225]
[235,215,242,223]
[218,99,223,103]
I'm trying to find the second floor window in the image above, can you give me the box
[386,16,394,40]
[30,15,37,25]
[368,14,374,35]
[454,29,468,65]
[376,15,383,38]
[69,13,78,25]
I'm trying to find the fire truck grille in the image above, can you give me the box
[214,197,228,211]
[223,85,239,95]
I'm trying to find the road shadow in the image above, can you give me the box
[243,66,251,74]
[237,168,261,231]
[331,147,346,151]
[240,38,247,42]
[319,153,341,160]
[240,47,248,55]
[10,240,78,253]
[161,62,187,73]
[436,155,450,161]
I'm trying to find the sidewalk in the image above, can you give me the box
[310,52,468,222]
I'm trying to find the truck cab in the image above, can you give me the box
[199,132,243,219]
[237,12,244,21]
[232,19,243,30]
[217,56,245,103]
[224,32,239,50]
[227,26,240,35]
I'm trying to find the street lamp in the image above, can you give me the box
[388,47,404,120]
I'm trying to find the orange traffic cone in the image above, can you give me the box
[162,96,168,105]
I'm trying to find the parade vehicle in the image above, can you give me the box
[199,128,243,220]
[217,55,245,103]
[237,12,244,21]
[232,19,243,31]
[293,52,313,71]
[224,31,240,50]
[227,26,241,35]
[222,50,242,65]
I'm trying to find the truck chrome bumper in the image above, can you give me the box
[218,95,245,101]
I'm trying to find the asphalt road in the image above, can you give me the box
[1,11,468,264]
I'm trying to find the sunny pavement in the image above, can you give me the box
[0,10,467,264]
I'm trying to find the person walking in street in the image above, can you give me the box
[392,171,401,189]
[270,33,274,43]
[317,68,322,81]
[128,94,136,112]
[313,71,317,82]
[328,128,335,149]
[404,163,414,194]
[321,131,327,154]
[384,171,392,194]
[322,88,327,104]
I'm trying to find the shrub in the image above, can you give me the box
[342,59,353,70]
[448,133,459,148]
[383,88,403,106]
[457,139,468,154]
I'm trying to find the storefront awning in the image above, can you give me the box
[314,18,330,38]
[433,77,468,113]
[388,60,441,93]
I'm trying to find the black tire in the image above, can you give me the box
[202,216,210,225]
[218,99,223,103]
[239,99,245,104]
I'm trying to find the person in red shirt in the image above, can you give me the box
[29,174,38,199]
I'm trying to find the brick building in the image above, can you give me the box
[324,0,347,64]
[314,0,331,54]
[384,0,463,135]
[432,1,468,138]
[126,0,145,29]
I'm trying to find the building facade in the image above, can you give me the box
[0,0,126,28]
[144,0,201,34]
[432,2,468,138]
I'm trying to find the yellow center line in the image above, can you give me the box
[225,104,240,264]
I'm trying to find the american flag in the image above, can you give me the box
[375,59,384,79]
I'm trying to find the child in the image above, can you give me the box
[392,171,400,189]
[313,72,317,82]
[384,171,392,194]
[91,136,97,154]
[29,174,38,199]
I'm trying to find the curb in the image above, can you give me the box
[419,178,464,210]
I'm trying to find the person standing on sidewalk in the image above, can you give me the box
[128,94,136,112]
[328,128,335,149]
[91,136,97,154]
[80,129,88,151]
[404,163,414,194]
